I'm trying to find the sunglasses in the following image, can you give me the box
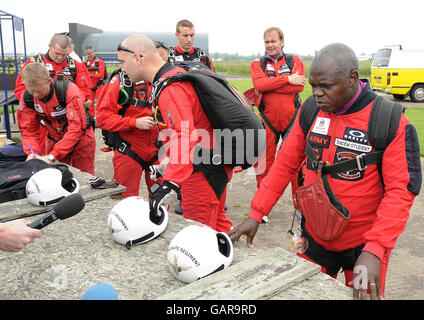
[154,41,169,50]
[117,43,143,57]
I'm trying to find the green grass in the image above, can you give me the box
[405,109,424,155]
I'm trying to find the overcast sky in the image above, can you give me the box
[1,0,422,57]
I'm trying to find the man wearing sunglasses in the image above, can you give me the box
[154,41,170,62]
[117,34,233,233]
[96,43,162,198]
[168,19,214,72]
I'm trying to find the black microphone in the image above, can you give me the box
[29,193,85,229]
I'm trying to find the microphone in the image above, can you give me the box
[29,193,85,229]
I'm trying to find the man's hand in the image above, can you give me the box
[149,181,180,224]
[0,219,42,252]
[227,217,260,248]
[26,153,41,161]
[135,116,155,130]
[349,251,384,300]
[83,100,93,109]
[288,72,306,86]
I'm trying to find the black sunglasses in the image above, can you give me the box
[117,43,143,57]
[154,41,169,50]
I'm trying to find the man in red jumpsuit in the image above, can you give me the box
[15,33,92,155]
[117,34,233,232]
[251,27,305,188]
[229,43,421,300]
[96,69,162,198]
[18,62,96,175]
[168,19,214,71]
[84,45,106,117]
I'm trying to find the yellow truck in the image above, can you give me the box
[370,45,424,102]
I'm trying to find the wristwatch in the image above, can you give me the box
[47,154,56,162]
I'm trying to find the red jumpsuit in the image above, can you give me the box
[96,74,161,198]
[154,63,233,232]
[84,56,106,116]
[18,80,96,175]
[15,53,92,154]
[249,87,420,295]
[251,54,305,188]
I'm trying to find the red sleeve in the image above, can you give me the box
[249,107,307,222]
[17,97,43,155]
[74,60,92,101]
[158,82,199,186]
[251,56,305,94]
[49,83,87,160]
[95,76,137,131]
[362,115,418,260]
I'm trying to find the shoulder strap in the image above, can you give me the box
[299,96,320,136]
[285,54,294,72]
[368,95,404,150]
[260,57,267,72]
[53,79,69,108]
[66,56,77,81]
[23,90,34,109]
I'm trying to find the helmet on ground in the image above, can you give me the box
[167,224,233,283]
[26,167,79,206]
[107,196,168,250]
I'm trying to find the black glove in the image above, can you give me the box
[149,181,180,224]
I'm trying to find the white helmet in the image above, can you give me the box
[26,167,80,206]
[107,196,168,250]
[167,224,233,283]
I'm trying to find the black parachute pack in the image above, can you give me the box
[0,159,74,203]
[101,71,158,171]
[151,62,266,171]
[23,79,95,133]
[258,54,302,145]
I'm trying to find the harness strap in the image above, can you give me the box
[114,134,158,171]
[258,103,282,145]
[305,140,384,175]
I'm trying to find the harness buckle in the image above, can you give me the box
[118,142,128,153]
[355,153,368,171]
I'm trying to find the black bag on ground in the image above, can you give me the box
[0,160,74,203]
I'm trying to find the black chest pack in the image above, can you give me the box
[101,72,157,171]
[23,80,95,142]
[258,54,302,145]
[35,54,77,82]
[168,47,213,70]
[150,62,266,199]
